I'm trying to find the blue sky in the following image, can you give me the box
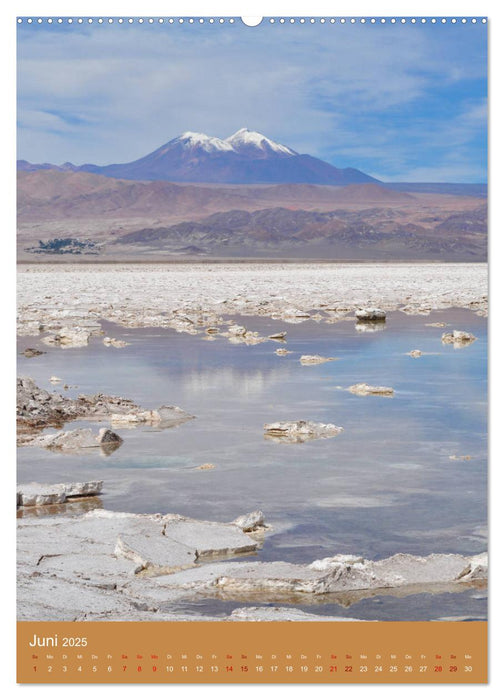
[17,19,487,182]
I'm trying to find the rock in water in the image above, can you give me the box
[233,511,265,532]
[21,348,45,358]
[17,377,194,437]
[228,325,247,336]
[30,428,100,451]
[348,383,394,397]
[441,330,477,348]
[97,428,123,445]
[27,428,123,454]
[355,308,386,321]
[62,481,104,497]
[42,326,91,348]
[299,355,337,365]
[156,405,195,426]
[268,331,287,340]
[103,336,130,348]
[224,328,267,345]
[264,420,343,442]
[17,480,103,507]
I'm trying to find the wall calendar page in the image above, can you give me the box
[16,12,488,685]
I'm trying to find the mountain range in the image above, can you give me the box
[17,128,487,261]
[17,128,379,186]
[17,169,487,262]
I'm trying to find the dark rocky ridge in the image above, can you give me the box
[117,205,487,261]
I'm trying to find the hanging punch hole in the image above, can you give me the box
[241,17,263,27]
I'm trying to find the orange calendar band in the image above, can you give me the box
[17,620,487,684]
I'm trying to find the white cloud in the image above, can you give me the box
[17,109,76,133]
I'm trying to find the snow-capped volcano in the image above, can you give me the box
[173,131,235,153]
[18,128,379,185]
[166,128,297,157]
[225,128,297,156]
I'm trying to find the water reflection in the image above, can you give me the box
[355,320,386,333]
[180,579,485,610]
[183,367,275,396]
[16,496,103,519]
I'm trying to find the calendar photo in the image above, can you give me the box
[16,14,488,683]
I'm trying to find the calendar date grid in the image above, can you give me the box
[30,648,476,677]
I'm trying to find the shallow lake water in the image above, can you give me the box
[17,309,487,621]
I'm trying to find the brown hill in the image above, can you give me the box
[17,171,255,222]
[17,171,417,224]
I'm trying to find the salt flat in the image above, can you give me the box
[17,263,487,335]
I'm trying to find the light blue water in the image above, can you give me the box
[17,309,487,620]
